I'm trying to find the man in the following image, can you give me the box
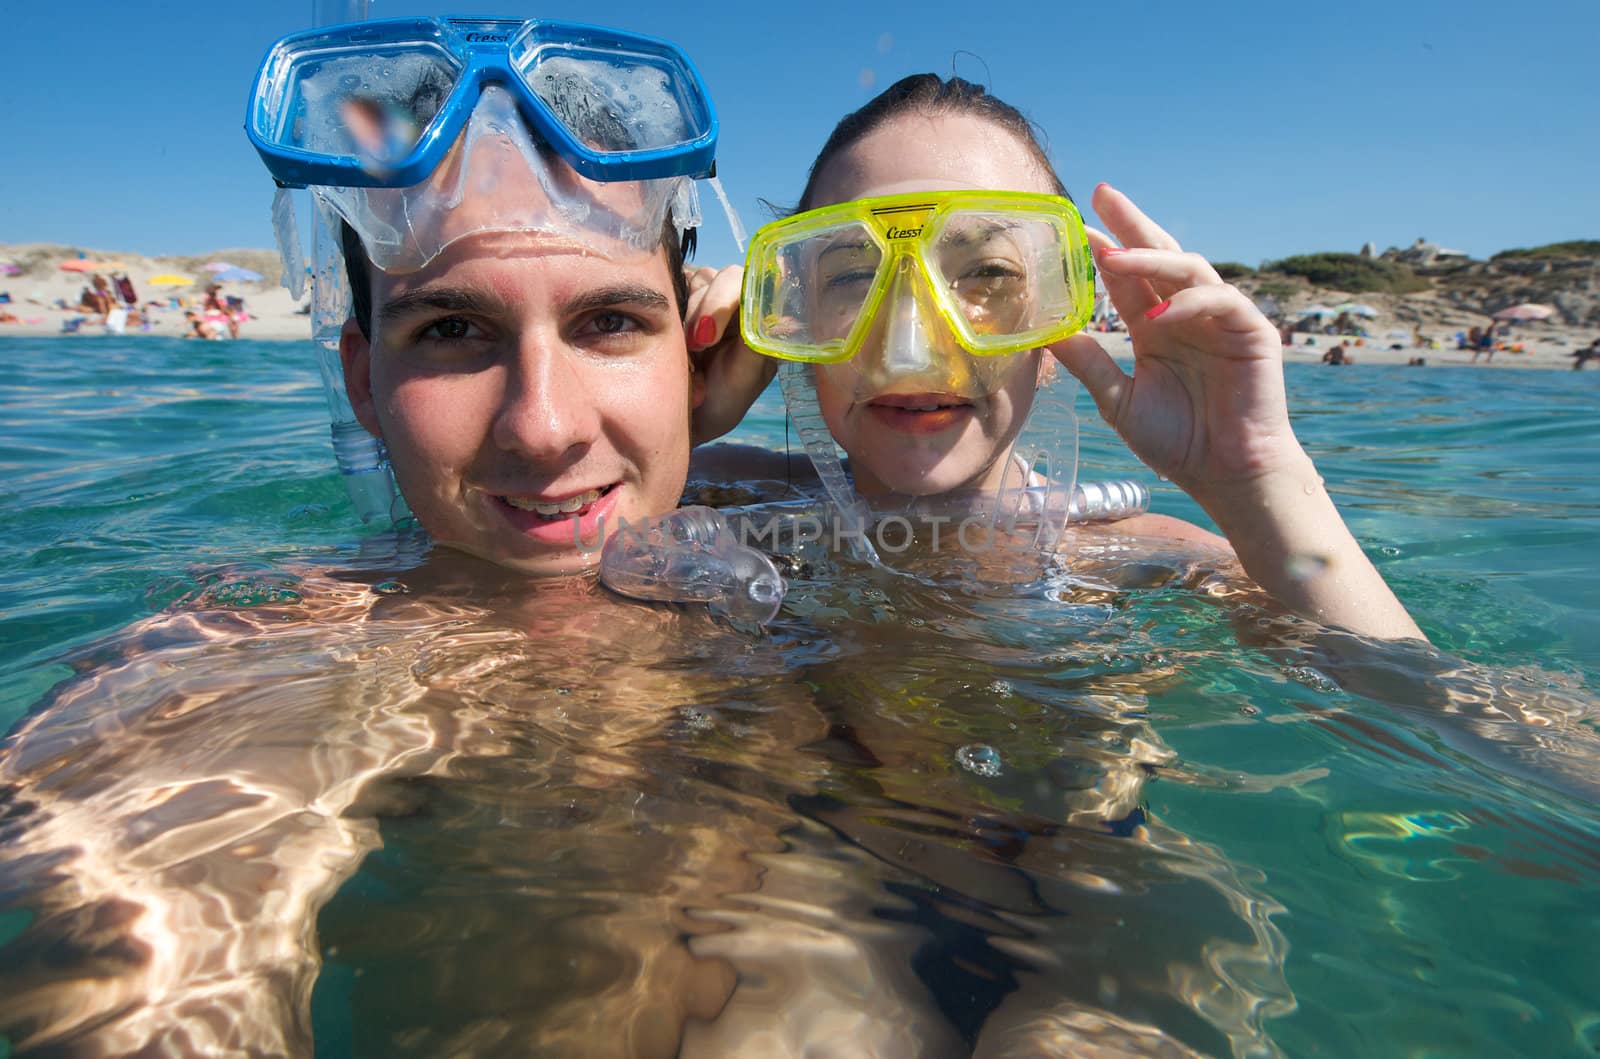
[0,19,768,1055]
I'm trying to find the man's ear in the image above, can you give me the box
[339,317,382,437]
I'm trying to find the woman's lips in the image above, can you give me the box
[865,393,975,435]
[494,484,621,547]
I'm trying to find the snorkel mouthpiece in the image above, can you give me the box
[599,507,787,624]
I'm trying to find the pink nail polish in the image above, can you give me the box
[693,316,717,346]
[1098,247,1126,258]
[1144,300,1171,321]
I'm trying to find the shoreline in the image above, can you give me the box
[3,312,1594,370]
[3,238,1594,369]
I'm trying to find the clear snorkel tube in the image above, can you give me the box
[269,0,409,526]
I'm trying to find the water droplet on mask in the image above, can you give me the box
[956,744,1002,777]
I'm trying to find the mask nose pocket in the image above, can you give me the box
[855,257,973,394]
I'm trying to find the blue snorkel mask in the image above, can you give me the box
[248,14,719,526]
[247,17,716,189]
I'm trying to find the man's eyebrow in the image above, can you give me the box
[562,284,671,315]
[376,287,505,326]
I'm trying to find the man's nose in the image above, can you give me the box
[492,338,602,463]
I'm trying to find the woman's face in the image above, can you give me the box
[805,112,1058,498]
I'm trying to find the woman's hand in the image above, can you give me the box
[1050,183,1304,504]
[1052,185,1424,641]
[684,264,777,447]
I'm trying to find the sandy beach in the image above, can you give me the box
[2,241,1595,369]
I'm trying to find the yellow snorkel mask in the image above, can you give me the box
[740,190,1095,366]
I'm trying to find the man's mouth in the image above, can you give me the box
[501,485,612,520]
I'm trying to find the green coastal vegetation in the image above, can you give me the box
[1491,240,1600,261]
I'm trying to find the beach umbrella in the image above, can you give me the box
[212,267,264,283]
[1493,303,1556,321]
[204,261,239,272]
[148,274,196,287]
[59,259,123,272]
[1298,304,1337,317]
[1336,302,1380,318]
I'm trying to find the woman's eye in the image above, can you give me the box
[591,310,635,335]
[966,260,1026,281]
[823,268,875,291]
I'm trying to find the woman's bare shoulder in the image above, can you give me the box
[688,443,814,483]
[1079,512,1232,551]
[1068,511,1228,559]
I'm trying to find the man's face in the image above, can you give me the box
[340,231,699,576]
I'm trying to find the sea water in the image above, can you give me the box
[0,336,1596,1056]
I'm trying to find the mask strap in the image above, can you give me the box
[778,362,879,562]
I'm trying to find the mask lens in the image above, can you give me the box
[511,29,712,154]
[748,220,883,362]
[258,37,461,169]
[931,211,1075,352]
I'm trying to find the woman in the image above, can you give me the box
[691,74,1422,642]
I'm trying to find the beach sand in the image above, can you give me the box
[3,242,1594,369]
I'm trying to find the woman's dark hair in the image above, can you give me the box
[796,73,1068,211]
[341,217,695,342]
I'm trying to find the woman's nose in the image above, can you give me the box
[855,260,971,390]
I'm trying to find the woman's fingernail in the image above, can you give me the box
[1098,247,1126,259]
[693,316,717,346]
[1145,299,1172,321]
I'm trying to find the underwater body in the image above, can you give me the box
[1,336,1597,1056]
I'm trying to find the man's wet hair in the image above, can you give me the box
[795,73,1069,211]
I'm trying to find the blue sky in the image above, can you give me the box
[1,0,1593,272]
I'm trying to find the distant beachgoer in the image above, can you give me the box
[1408,356,1427,366]
[75,274,114,317]
[1322,343,1349,365]
[203,283,243,338]
[1473,322,1498,363]
[184,309,223,340]
[1572,338,1600,371]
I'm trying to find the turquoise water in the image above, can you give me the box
[1,336,1597,1056]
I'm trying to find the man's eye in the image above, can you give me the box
[418,316,476,341]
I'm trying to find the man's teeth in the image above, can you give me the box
[506,488,603,517]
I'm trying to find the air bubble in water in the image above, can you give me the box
[1380,545,1402,557]
[956,744,1002,777]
